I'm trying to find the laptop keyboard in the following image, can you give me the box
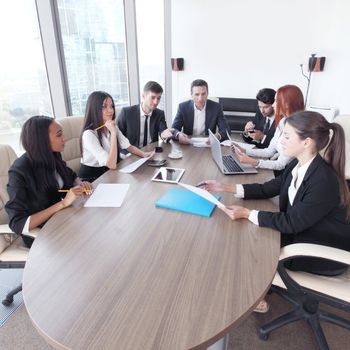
[222,155,244,173]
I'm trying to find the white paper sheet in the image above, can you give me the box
[119,156,151,173]
[221,139,255,151]
[84,184,130,207]
[178,183,225,209]
[190,137,210,148]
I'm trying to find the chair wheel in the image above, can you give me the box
[258,329,269,341]
[2,297,13,306]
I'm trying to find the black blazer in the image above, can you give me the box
[243,154,350,273]
[117,104,168,148]
[172,100,229,140]
[242,112,276,149]
[5,153,76,242]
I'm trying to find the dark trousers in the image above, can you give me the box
[78,164,109,183]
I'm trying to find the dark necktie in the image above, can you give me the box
[143,115,149,147]
[263,119,270,134]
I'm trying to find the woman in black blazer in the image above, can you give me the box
[6,116,92,248]
[200,111,350,275]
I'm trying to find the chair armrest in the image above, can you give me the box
[0,224,39,239]
[0,224,15,234]
[279,243,350,266]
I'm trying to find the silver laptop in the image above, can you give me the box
[208,130,258,175]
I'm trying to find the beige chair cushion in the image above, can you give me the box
[0,236,29,262]
[0,145,17,225]
[0,145,19,255]
[334,115,350,179]
[56,116,84,174]
[273,243,350,303]
[273,267,350,303]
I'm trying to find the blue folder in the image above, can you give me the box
[155,187,221,217]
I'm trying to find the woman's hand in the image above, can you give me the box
[62,185,87,207]
[104,120,116,134]
[80,181,93,195]
[197,180,229,193]
[220,205,250,220]
[233,148,258,166]
[230,142,246,154]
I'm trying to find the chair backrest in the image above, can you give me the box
[0,145,18,254]
[334,115,350,179]
[56,116,84,174]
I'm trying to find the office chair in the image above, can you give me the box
[259,243,350,350]
[56,115,84,174]
[0,144,37,306]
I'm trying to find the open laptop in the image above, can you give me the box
[208,129,258,174]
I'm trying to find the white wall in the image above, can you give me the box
[171,0,350,117]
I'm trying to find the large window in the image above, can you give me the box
[0,1,52,153]
[56,0,129,115]
[135,0,165,109]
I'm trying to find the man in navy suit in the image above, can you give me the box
[117,81,173,148]
[242,88,276,149]
[172,79,228,144]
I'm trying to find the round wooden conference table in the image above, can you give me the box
[23,141,280,350]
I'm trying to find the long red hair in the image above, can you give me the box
[274,85,304,125]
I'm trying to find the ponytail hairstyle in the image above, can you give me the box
[274,85,304,125]
[21,116,75,191]
[80,91,116,156]
[286,111,350,218]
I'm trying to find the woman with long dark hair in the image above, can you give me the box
[234,85,304,172]
[6,116,92,248]
[79,91,153,182]
[201,111,350,275]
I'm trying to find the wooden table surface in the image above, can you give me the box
[23,141,280,350]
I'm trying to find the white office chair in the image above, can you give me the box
[0,144,38,306]
[259,244,350,350]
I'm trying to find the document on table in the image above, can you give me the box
[119,156,151,173]
[178,182,225,209]
[190,137,210,147]
[84,184,130,207]
[221,139,255,151]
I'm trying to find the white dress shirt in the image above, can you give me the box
[192,103,206,136]
[247,117,292,171]
[235,157,315,225]
[259,115,275,144]
[81,128,130,167]
[139,105,152,148]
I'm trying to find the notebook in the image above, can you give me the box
[155,187,221,217]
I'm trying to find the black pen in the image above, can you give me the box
[196,182,206,188]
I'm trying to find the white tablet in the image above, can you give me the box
[151,167,185,184]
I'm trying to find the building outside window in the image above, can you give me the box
[56,0,129,115]
[0,1,52,153]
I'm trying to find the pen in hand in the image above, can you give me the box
[58,189,93,193]
[196,182,206,188]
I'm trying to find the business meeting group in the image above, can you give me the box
[3,77,350,349]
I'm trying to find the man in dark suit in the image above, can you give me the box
[117,81,172,148]
[242,88,276,149]
[172,79,228,144]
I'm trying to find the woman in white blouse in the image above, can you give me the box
[234,85,304,174]
[79,91,153,182]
